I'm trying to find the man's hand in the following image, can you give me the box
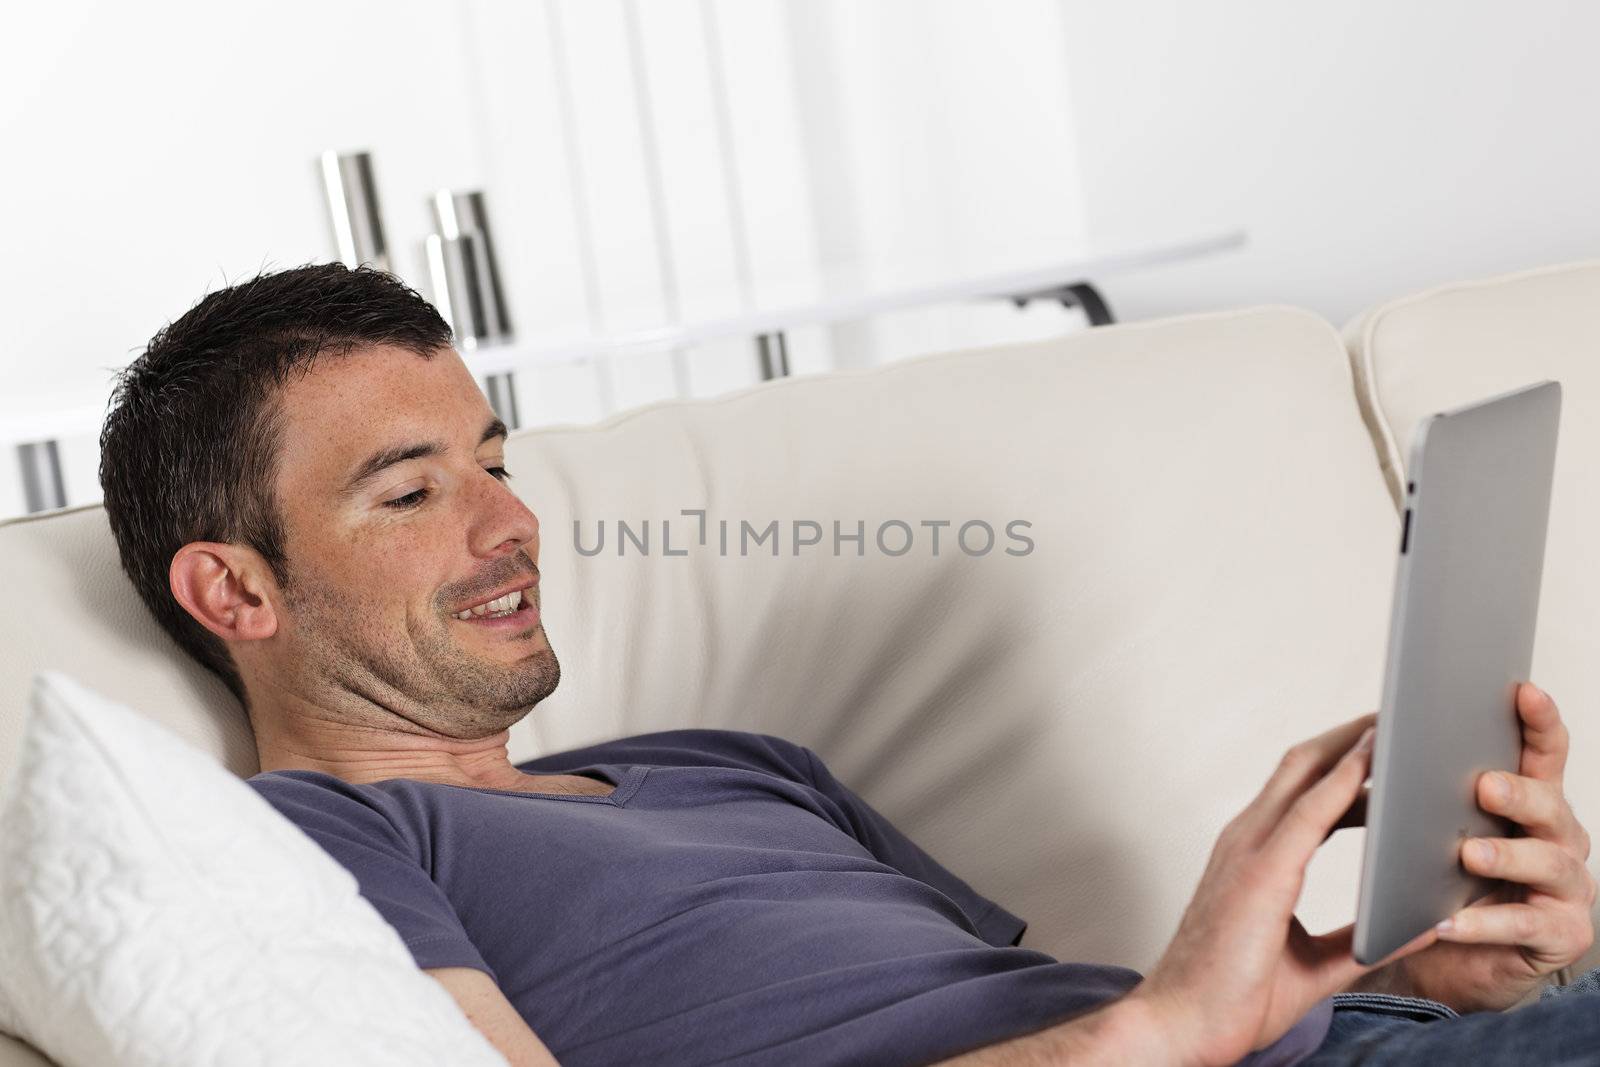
[1124,714,1436,1067]
[1347,683,1597,1013]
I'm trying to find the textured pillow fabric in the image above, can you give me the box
[0,672,505,1067]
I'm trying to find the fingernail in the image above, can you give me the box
[1356,726,1376,753]
[1487,773,1510,803]
[1436,918,1454,934]
[1465,839,1493,865]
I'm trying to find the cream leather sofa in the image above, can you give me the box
[1,260,1595,1066]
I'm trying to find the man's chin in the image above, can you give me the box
[476,643,561,716]
[424,653,561,740]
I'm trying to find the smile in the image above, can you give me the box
[449,592,540,633]
[452,588,524,620]
[448,570,540,626]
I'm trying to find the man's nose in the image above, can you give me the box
[470,474,540,560]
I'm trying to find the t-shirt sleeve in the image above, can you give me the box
[785,740,1029,949]
[248,771,496,980]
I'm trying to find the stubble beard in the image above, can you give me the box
[283,575,562,740]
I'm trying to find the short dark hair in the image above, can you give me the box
[99,263,453,703]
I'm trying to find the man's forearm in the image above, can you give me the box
[929,995,1187,1067]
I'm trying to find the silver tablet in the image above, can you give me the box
[1352,379,1562,965]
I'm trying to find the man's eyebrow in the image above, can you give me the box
[341,417,509,497]
[342,441,444,496]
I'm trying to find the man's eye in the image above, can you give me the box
[383,488,430,510]
[382,468,505,509]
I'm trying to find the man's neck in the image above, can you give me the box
[258,724,530,790]
[246,677,555,792]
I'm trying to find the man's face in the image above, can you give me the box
[260,344,558,738]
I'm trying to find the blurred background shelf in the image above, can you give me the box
[1,227,1244,516]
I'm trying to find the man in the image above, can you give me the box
[98,264,1598,1066]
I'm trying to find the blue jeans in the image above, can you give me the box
[1302,968,1600,1065]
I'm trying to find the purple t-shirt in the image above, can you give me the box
[248,729,1330,1065]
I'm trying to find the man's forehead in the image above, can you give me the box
[274,345,498,487]
[284,342,463,407]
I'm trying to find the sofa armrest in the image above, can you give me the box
[0,1034,53,1067]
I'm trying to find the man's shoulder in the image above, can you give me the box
[247,766,382,802]
[519,727,818,783]
[246,768,415,841]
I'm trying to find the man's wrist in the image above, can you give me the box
[929,988,1204,1065]
[1090,992,1203,1067]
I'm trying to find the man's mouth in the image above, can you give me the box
[448,576,540,629]
[452,588,526,620]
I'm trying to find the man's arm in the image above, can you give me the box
[943,713,1435,1067]
[927,996,1175,1066]
[427,967,561,1067]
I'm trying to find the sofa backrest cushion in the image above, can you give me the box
[0,306,1400,971]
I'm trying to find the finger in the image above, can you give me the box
[1477,771,1589,857]
[1373,924,1441,969]
[1516,682,1569,784]
[1435,901,1589,963]
[1322,787,1369,843]
[1304,922,1437,994]
[1461,836,1592,901]
[1245,713,1377,835]
[1298,922,1368,992]
[1266,724,1376,865]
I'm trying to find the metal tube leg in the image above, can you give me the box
[485,373,521,430]
[19,440,67,513]
[1007,281,1116,327]
[1058,283,1114,326]
[756,331,791,380]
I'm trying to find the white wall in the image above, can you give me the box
[6,1,1600,516]
[0,0,1089,516]
[783,0,1088,369]
[0,0,486,514]
[1060,0,1600,325]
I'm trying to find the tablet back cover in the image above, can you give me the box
[1353,379,1561,964]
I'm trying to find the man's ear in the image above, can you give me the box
[169,542,279,643]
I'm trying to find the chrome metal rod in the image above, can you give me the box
[320,150,389,270]
[18,440,66,513]
[428,189,519,428]
[431,190,513,343]
[426,228,521,430]
[484,373,521,429]
[756,331,791,380]
[426,232,500,348]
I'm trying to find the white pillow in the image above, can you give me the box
[0,672,506,1067]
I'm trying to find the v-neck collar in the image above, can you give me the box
[436,763,650,807]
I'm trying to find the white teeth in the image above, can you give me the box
[453,588,524,621]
